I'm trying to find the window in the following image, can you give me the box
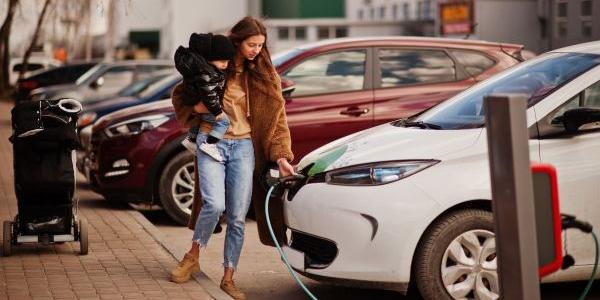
[450,50,496,77]
[12,63,44,73]
[335,27,348,38]
[558,22,567,37]
[358,9,364,20]
[417,1,423,19]
[318,27,329,40]
[278,27,289,40]
[98,66,135,90]
[378,49,456,87]
[370,7,375,19]
[581,0,592,16]
[582,21,592,37]
[295,27,307,40]
[403,3,410,20]
[415,52,600,130]
[283,50,366,97]
[546,80,600,134]
[379,6,386,18]
[392,4,399,19]
[557,2,567,17]
[424,0,432,19]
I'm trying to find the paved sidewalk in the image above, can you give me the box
[0,100,213,300]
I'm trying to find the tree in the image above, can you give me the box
[0,0,19,96]
[18,0,52,82]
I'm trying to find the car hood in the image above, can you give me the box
[297,123,483,174]
[93,99,174,130]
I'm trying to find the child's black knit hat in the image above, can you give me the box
[189,33,235,61]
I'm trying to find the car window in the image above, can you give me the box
[450,50,496,77]
[378,49,456,87]
[547,80,600,133]
[99,66,135,89]
[13,63,45,72]
[283,50,366,97]
[413,52,600,130]
[138,75,181,99]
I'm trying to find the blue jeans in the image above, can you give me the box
[187,113,230,141]
[192,132,255,269]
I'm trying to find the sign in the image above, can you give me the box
[439,1,474,35]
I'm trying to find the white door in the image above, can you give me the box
[537,76,600,266]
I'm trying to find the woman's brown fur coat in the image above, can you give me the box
[171,70,294,246]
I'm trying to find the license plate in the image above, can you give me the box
[282,246,305,271]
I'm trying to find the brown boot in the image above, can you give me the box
[171,253,200,283]
[220,279,246,300]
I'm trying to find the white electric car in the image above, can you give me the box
[282,41,600,300]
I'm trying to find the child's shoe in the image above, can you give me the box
[181,137,196,154]
[199,142,223,162]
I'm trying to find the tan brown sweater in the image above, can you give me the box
[171,68,294,246]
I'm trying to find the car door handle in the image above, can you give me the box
[340,107,370,116]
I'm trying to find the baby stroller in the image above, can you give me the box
[3,98,88,256]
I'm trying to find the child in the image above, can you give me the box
[174,33,234,162]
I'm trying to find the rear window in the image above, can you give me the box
[450,50,496,77]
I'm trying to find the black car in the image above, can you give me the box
[14,62,98,103]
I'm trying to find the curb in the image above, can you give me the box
[128,210,234,300]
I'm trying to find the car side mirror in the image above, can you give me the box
[281,77,295,99]
[90,76,104,89]
[562,107,600,133]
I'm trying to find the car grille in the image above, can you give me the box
[290,230,337,269]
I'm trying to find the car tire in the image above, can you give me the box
[414,209,497,300]
[159,151,195,225]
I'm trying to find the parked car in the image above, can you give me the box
[282,41,600,299]
[13,62,98,103]
[29,60,173,101]
[77,72,180,129]
[9,56,63,86]
[81,37,523,225]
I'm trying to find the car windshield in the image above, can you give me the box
[117,74,168,97]
[410,52,600,130]
[272,48,303,68]
[138,74,181,99]
[75,63,104,85]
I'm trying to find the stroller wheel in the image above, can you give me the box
[79,219,88,255]
[3,221,12,257]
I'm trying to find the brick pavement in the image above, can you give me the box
[0,100,213,300]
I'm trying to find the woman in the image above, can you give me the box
[170,17,295,300]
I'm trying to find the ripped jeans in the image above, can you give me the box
[191,132,254,269]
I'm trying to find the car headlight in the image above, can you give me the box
[77,112,97,128]
[325,160,439,186]
[104,114,171,137]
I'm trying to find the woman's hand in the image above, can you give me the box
[193,102,209,114]
[277,158,296,177]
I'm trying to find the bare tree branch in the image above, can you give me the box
[0,0,19,94]
[18,0,52,82]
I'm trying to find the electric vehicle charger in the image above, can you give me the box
[264,174,319,300]
[560,214,599,300]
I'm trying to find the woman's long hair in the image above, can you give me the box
[228,17,280,91]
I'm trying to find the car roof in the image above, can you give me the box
[295,36,523,51]
[551,40,600,55]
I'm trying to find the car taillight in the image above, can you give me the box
[19,80,38,89]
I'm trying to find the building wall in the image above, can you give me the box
[549,0,600,50]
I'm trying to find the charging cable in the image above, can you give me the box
[264,176,318,300]
[561,214,599,300]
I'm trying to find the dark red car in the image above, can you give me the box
[81,37,523,224]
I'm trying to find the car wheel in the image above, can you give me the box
[414,209,498,300]
[159,151,195,225]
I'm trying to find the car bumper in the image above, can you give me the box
[282,180,440,287]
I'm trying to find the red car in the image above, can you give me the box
[81,37,523,224]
